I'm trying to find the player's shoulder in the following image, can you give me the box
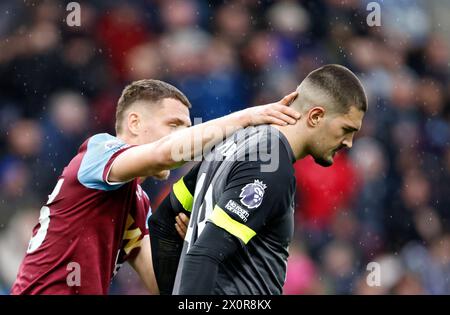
[239,126,294,174]
[88,133,125,149]
[76,133,132,191]
[78,133,127,154]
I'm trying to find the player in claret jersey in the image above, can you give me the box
[11,79,300,295]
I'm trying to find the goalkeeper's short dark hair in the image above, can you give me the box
[293,64,368,114]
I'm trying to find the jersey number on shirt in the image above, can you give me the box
[27,178,64,253]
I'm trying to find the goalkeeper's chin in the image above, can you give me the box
[153,170,170,181]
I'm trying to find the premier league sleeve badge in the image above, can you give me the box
[239,179,267,209]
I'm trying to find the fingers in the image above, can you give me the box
[272,104,301,120]
[175,213,189,239]
[265,116,290,126]
[178,213,189,227]
[246,91,301,127]
[280,91,298,105]
[175,215,187,233]
[175,222,185,239]
[268,108,297,125]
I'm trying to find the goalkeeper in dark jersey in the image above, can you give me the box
[148,64,368,295]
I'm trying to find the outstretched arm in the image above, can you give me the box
[108,92,299,183]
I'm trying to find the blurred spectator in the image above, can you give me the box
[321,240,358,294]
[159,0,199,32]
[0,209,38,288]
[96,3,152,80]
[284,242,323,295]
[294,153,359,229]
[350,137,388,241]
[34,91,90,195]
[214,1,253,48]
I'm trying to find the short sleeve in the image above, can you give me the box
[77,133,134,191]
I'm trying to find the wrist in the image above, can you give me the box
[234,109,250,128]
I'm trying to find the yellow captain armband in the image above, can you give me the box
[210,205,256,244]
[173,177,194,212]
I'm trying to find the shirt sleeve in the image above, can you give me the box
[77,134,135,191]
[178,222,240,295]
[147,163,201,294]
[210,159,291,245]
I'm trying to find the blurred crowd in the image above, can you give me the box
[0,0,449,295]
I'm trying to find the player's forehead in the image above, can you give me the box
[158,98,192,126]
[335,106,364,130]
[134,98,191,126]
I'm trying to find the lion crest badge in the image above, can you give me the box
[239,179,267,209]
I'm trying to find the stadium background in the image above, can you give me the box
[0,0,449,294]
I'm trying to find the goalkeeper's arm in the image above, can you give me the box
[147,163,199,294]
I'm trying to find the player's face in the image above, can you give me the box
[309,106,364,167]
[140,98,191,179]
[139,98,192,143]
